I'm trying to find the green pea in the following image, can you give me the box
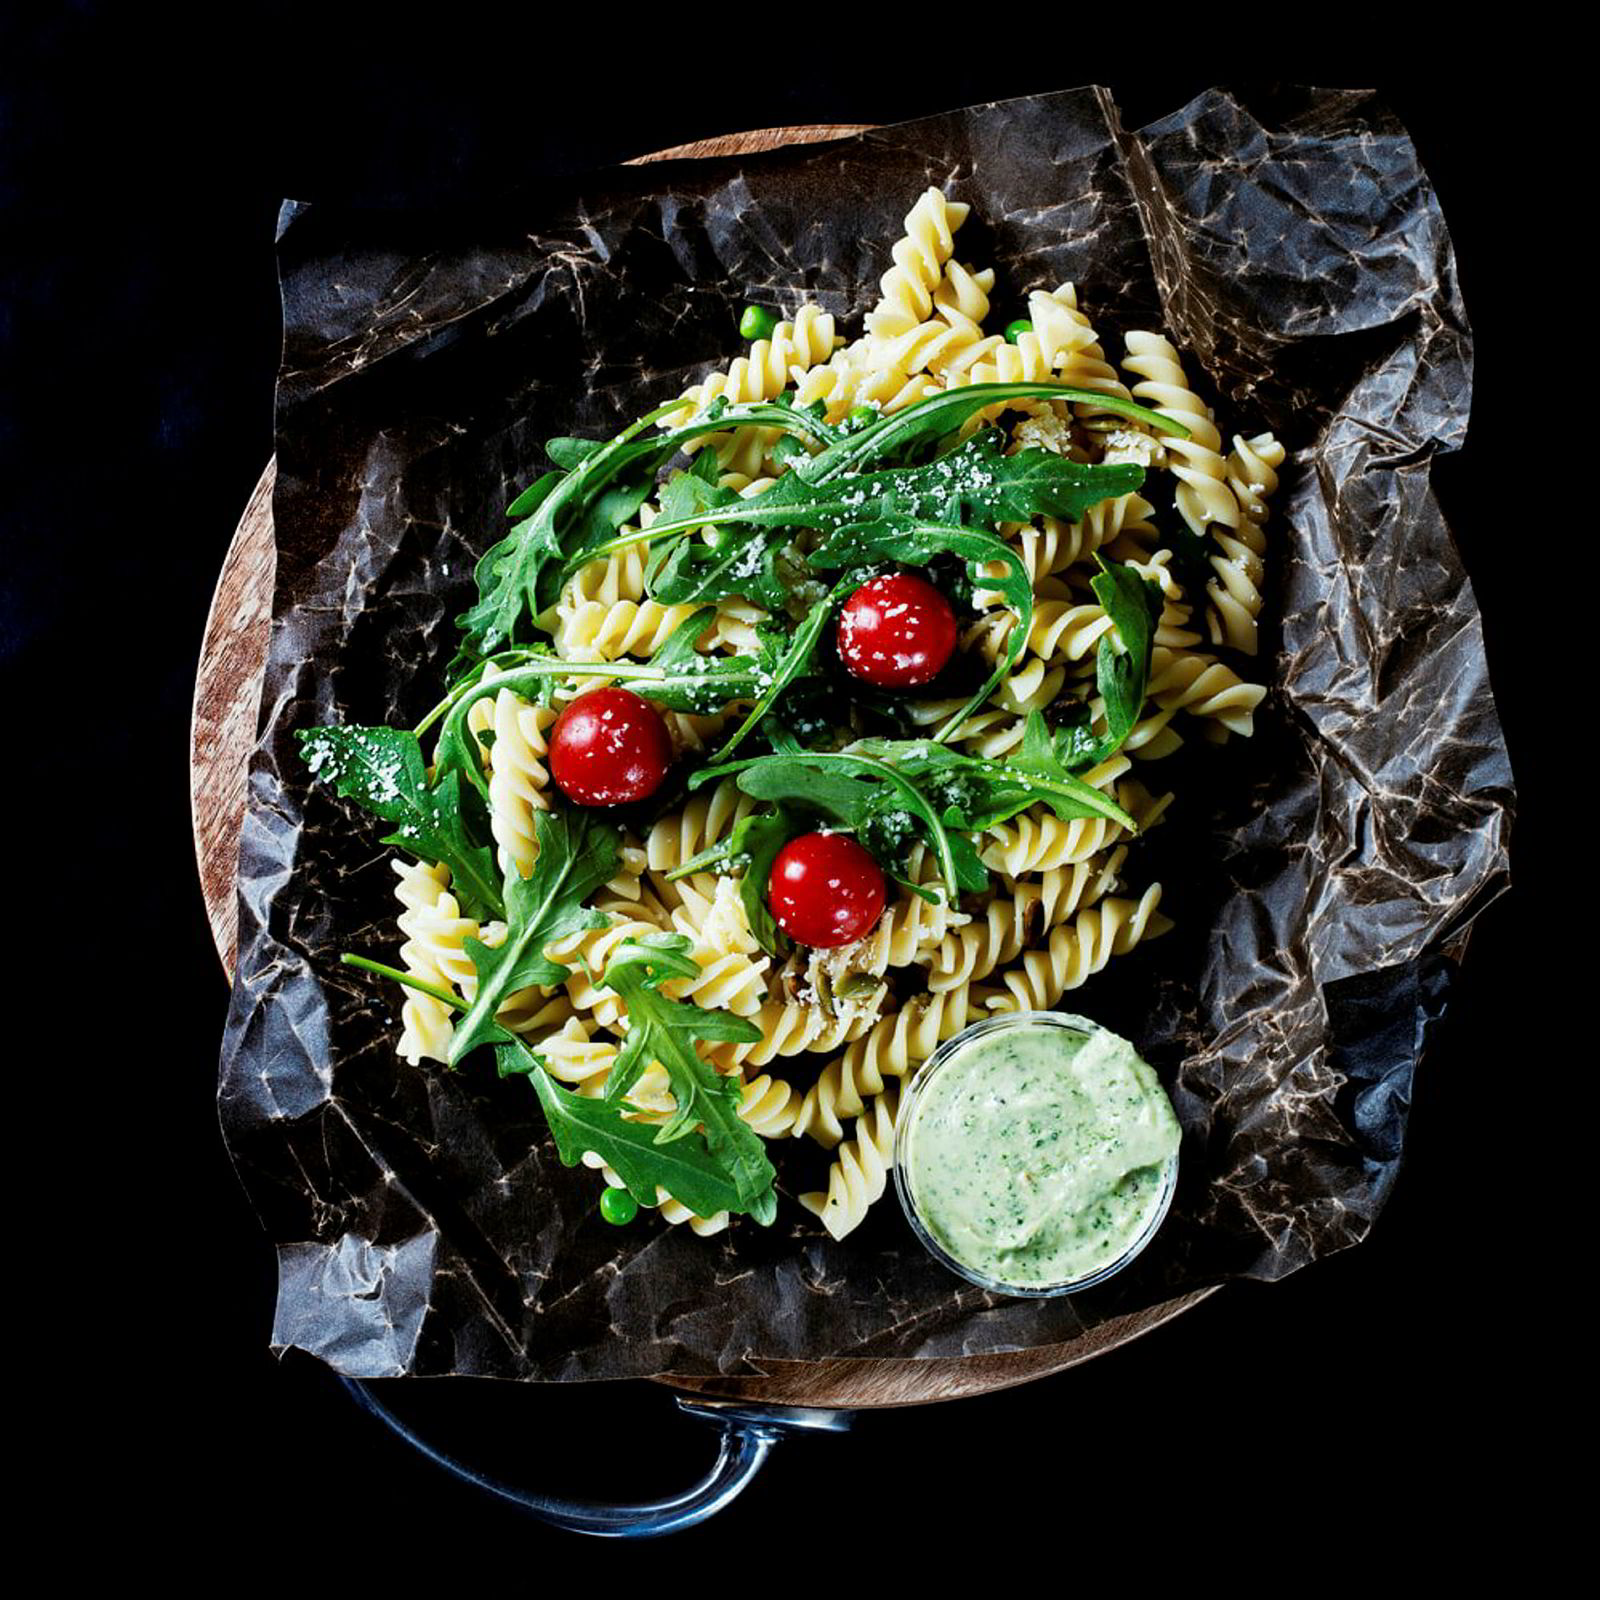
[772,435,809,467]
[740,304,779,341]
[599,1187,639,1225]
[844,404,879,433]
[1004,318,1033,345]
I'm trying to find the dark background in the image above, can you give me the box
[7,10,1555,1575]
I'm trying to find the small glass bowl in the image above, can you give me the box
[893,1010,1178,1299]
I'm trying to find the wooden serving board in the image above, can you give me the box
[191,122,1216,1408]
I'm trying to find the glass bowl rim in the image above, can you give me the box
[891,1009,1179,1299]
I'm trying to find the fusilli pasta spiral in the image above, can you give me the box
[799,1082,903,1241]
[865,188,970,340]
[791,986,991,1148]
[661,303,839,424]
[986,885,1171,1013]
[1121,332,1241,540]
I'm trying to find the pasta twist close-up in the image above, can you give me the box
[800,1082,904,1242]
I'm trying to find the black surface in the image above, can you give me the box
[8,12,1554,1572]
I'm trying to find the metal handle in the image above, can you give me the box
[341,1378,853,1537]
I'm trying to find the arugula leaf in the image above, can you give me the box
[802,382,1189,483]
[467,388,1177,659]
[544,472,658,611]
[774,431,1147,534]
[637,453,790,604]
[447,811,621,1064]
[504,469,565,521]
[1015,712,1083,785]
[664,796,843,959]
[712,579,852,763]
[341,952,469,1012]
[649,523,792,610]
[693,725,1139,911]
[297,725,502,920]
[847,725,1137,833]
[545,437,603,472]
[656,446,728,519]
[596,934,775,1222]
[582,432,1145,563]
[572,436,1138,742]
[411,647,550,740]
[458,401,841,658]
[1056,558,1164,771]
[344,930,764,1221]
[696,749,979,899]
[501,1043,748,1222]
[724,807,796,957]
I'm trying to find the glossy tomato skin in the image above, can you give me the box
[548,687,673,807]
[767,832,887,949]
[836,573,958,689]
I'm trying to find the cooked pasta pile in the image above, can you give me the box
[383,189,1282,1242]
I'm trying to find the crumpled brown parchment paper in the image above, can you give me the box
[218,84,1513,1380]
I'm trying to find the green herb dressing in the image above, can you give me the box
[902,1021,1180,1290]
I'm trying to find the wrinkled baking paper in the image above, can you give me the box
[218,85,1512,1379]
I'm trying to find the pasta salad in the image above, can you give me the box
[299,187,1283,1245]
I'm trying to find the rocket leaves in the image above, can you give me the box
[796,380,1189,482]
[456,399,842,657]
[497,930,776,1224]
[581,428,1146,578]
[1055,556,1166,770]
[427,611,797,804]
[447,810,621,1064]
[592,934,775,1222]
[806,515,1033,741]
[848,723,1137,832]
[296,724,503,921]
[694,747,984,906]
[712,578,854,763]
[338,885,774,1221]
[511,1048,750,1223]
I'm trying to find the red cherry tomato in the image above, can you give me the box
[836,573,958,689]
[767,832,887,949]
[548,687,673,807]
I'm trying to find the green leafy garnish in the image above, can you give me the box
[447,811,621,1064]
[580,429,1146,571]
[594,934,775,1222]
[297,725,502,921]
[650,524,791,610]
[545,436,604,472]
[457,400,843,657]
[801,381,1187,483]
[1056,557,1165,770]
[847,723,1137,832]
[712,579,853,763]
[807,515,1033,742]
[339,952,466,1013]
[724,806,797,956]
[336,949,764,1224]
[691,723,1139,915]
[501,1040,751,1223]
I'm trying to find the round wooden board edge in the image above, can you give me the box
[659,1286,1217,1408]
[193,121,1217,1411]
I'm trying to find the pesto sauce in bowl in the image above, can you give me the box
[895,1012,1180,1295]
